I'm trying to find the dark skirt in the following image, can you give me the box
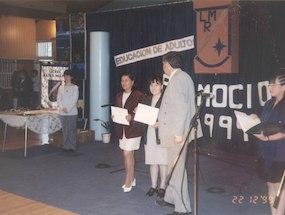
[257,158,285,183]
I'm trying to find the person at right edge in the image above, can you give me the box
[157,51,202,215]
[253,72,285,215]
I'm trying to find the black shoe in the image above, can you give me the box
[146,187,157,196]
[61,148,75,153]
[157,188,165,198]
[167,212,191,215]
[156,198,174,208]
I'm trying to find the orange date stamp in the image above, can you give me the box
[232,195,274,205]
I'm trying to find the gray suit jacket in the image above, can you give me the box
[158,69,197,148]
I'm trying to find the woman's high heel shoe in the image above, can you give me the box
[123,186,132,193]
[132,178,136,187]
[122,178,136,189]
[157,188,165,198]
[146,187,158,196]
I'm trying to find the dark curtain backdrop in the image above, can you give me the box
[195,1,285,153]
[86,2,194,103]
[85,1,285,154]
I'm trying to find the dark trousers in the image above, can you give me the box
[60,115,77,150]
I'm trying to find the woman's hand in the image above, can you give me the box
[126,114,132,122]
[250,114,259,119]
[254,132,268,141]
[153,122,159,128]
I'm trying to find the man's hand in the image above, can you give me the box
[174,135,183,144]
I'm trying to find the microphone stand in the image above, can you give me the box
[166,96,207,215]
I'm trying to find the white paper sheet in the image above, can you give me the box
[234,110,261,133]
[134,103,159,125]
[111,106,129,125]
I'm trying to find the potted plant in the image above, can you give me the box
[94,118,111,143]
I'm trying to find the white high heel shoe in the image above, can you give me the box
[122,178,136,189]
[132,178,136,187]
[123,186,132,193]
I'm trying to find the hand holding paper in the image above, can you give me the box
[235,110,285,135]
[234,110,261,133]
[111,106,130,125]
[134,103,159,126]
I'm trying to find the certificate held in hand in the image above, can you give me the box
[234,110,285,135]
[111,106,129,125]
[234,110,261,133]
[134,103,159,126]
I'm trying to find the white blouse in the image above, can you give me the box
[57,84,79,116]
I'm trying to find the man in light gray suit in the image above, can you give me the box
[157,51,197,215]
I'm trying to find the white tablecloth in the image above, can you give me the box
[0,110,62,157]
[0,111,62,134]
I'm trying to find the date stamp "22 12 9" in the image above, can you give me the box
[232,195,274,205]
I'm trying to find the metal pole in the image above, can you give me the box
[193,125,198,215]
[2,123,7,152]
[24,118,28,157]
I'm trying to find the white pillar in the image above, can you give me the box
[89,32,110,141]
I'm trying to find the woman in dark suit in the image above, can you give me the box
[113,71,146,193]
[144,74,168,199]
[254,73,285,215]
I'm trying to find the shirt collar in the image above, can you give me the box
[169,68,179,81]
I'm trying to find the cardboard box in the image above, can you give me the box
[77,129,95,144]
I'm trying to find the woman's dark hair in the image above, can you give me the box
[269,69,285,98]
[120,71,137,91]
[64,69,74,78]
[146,74,163,96]
[162,51,183,69]
[63,69,77,85]
[269,71,285,86]
[148,74,163,85]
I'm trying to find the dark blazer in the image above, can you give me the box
[144,93,163,144]
[115,90,147,139]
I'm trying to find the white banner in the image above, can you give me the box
[114,35,194,67]
[41,66,67,108]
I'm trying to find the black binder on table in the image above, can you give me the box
[246,122,285,136]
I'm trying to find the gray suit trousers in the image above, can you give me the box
[164,145,191,213]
